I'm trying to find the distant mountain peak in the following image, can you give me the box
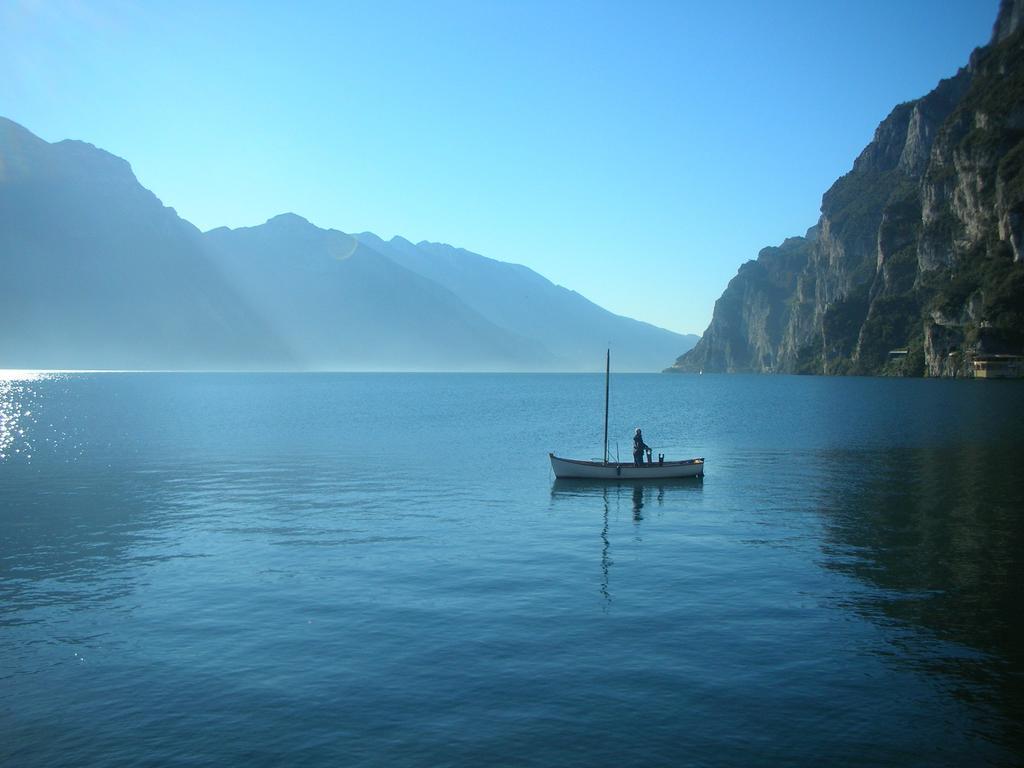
[416,239,460,252]
[361,233,695,370]
[0,115,47,147]
[1,114,695,371]
[0,115,290,369]
[0,117,137,184]
[265,212,314,229]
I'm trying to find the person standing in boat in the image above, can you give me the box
[633,427,651,466]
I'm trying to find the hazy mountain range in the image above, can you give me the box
[0,116,696,372]
[669,0,1024,377]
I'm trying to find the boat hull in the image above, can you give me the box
[549,453,704,480]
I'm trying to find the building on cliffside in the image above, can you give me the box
[972,354,1024,378]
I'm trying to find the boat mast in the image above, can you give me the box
[603,348,610,464]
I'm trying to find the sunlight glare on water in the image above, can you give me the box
[0,371,45,461]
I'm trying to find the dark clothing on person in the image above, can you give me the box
[633,432,650,466]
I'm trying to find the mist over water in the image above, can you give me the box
[2,373,1022,766]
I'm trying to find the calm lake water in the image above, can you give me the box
[2,372,1023,767]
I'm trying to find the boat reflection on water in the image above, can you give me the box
[549,477,703,606]
[550,476,703,519]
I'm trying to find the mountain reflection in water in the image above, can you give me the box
[814,440,1024,752]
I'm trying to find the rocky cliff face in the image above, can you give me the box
[670,0,1024,376]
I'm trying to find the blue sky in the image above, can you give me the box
[0,0,1000,335]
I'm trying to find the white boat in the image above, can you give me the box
[549,453,704,480]
[550,349,705,481]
